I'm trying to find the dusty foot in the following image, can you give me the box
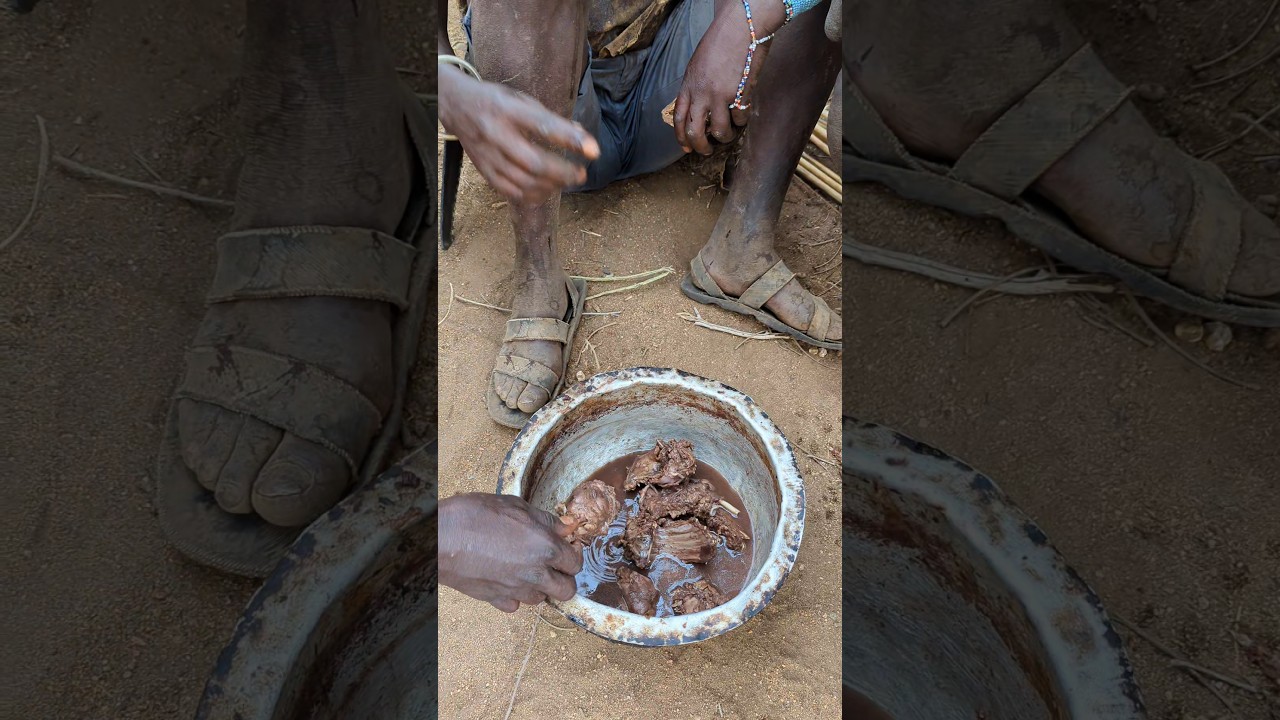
[176,0,413,527]
[699,214,843,343]
[848,0,1280,298]
[493,267,571,414]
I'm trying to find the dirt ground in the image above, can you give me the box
[437,124,842,720]
[0,1,434,718]
[844,1,1280,719]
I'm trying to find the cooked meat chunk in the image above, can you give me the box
[671,579,728,615]
[554,478,621,547]
[653,518,718,564]
[639,478,719,519]
[622,509,660,569]
[624,439,697,490]
[616,566,659,617]
[707,510,750,552]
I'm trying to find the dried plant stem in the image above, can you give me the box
[2,114,50,253]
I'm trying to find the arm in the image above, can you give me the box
[436,0,600,204]
[673,0,803,155]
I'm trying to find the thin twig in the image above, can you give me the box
[1124,293,1261,390]
[1192,42,1280,89]
[535,610,577,631]
[53,154,234,208]
[1169,660,1264,695]
[1075,294,1156,348]
[131,150,167,184]
[1113,616,1242,716]
[438,282,455,326]
[1,115,50,253]
[1192,0,1280,70]
[504,614,539,720]
[843,240,1117,295]
[802,449,839,469]
[678,308,789,341]
[1201,103,1280,158]
[456,295,509,312]
[940,266,1044,328]
[584,267,673,301]
[572,267,674,282]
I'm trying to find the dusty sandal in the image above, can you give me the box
[155,88,438,578]
[681,249,841,350]
[841,43,1280,327]
[485,276,587,429]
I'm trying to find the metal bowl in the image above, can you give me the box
[841,416,1146,719]
[497,367,805,646]
[195,444,438,720]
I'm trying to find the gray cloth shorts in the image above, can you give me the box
[463,0,714,192]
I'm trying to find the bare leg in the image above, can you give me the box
[176,0,413,526]
[698,2,843,340]
[468,0,589,413]
[848,0,1280,297]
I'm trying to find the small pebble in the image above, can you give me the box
[1174,319,1203,343]
[1135,83,1167,102]
[1204,321,1232,352]
[575,370,585,382]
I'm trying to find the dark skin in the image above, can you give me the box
[434,0,831,613]
[437,0,599,205]
[674,0,785,155]
[438,493,584,612]
[438,0,786,200]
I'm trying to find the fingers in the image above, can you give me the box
[686,100,713,156]
[516,101,600,161]
[547,536,584,576]
[504,139,585,190]
[708,103,734,145]
[673,93,691,153]
[491,598,520,613]
[554,515,580,539]
[538,569,578,602]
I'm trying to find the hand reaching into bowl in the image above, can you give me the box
[438,493,583,612]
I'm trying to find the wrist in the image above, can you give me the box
[746,0,786,36]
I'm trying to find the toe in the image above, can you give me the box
[178,399,244,492]
[516,383,550,414]
[252,434,350,527]
[214,417,283,514]
[1228,207,1280,297]
[494,368,523,410]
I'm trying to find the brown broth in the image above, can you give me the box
[573,452,753,617]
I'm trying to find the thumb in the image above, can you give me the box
[554,514,580,538]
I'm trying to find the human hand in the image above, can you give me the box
[673,0,783,155]
[438,492,584,613]
[439,65,600,205]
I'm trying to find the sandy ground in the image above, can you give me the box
[436,164,843,720]
[435,6,841,718]
[1,1,434,717]
[844,2,1280,718]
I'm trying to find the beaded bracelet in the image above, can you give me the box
[781,0,796,24]
[729,0,775,111]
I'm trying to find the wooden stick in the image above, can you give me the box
[797,155,842,200]
[718,499,741,517]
